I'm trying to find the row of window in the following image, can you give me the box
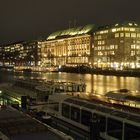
[68,45,89,50]
[96,27,137,35]
[115,33,140,38]
[97,51,115,56]
[96,50,140,56]
[67,57,88,63]
[95,45,118,50]
[112,27,136,32]
[131,51,140,56]
[97,40,105,45]
[95,32,140,40]
[131,45,140,49]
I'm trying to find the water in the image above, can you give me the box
[0,72,14,83]
[1,72,140,95]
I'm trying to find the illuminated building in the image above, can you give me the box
[93,22,140,69]
[21,41,39,67]
[39,24,95,67]
[0,41,40,71]
[0,42,23,66]
[0,21,140,70]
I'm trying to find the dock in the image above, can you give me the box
[0,106,73,140]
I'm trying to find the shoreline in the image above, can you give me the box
[2,67,140,78]
[59,66,140,77]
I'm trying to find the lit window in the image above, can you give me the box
[98,41,102,45]
[112,28,117,32]
[110,45,114,49]
[131,45,136,49]
[100,30,108,34]
[131,51,135,56]
[137,33,140,38]
[102,40,105,45]
[99,31,104,34]
[125,33,130,37]
[120,33,124,37]
[124,28,129,31]
[111,51,115,55]
[130,28,135,31]
[115,45,118,49]
[117,28,121,31]
[98,46,101,50]
[105,30,108,33]
[115,33,119,38]
[98,51,103,55]
[131,33,136,38]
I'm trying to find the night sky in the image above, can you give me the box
[0,0,140,45]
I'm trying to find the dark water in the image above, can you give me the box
[0,72,14,83]
[1,72,140,95]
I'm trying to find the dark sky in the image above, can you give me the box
[0,0,140,45]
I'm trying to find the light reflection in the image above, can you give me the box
[14,72,140,96]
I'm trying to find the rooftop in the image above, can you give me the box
[96,21,140,31]
[47,24,96,40]
[64,96,140,126]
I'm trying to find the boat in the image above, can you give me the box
[105,89,140,109]
[43,94,140,140]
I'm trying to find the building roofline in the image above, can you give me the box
[47,24,97,40]
[95,21,140,31]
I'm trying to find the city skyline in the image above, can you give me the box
[1,21,140,71]
[0,0,140,45]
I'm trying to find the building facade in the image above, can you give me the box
[0,22,140,70]
[39,24,95,67]
[0,41,40,71]
[0,42,23,66]
[93,22,140,69]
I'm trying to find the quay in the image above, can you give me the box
[0,106,73,140]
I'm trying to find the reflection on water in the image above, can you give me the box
[2,72,140,95]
